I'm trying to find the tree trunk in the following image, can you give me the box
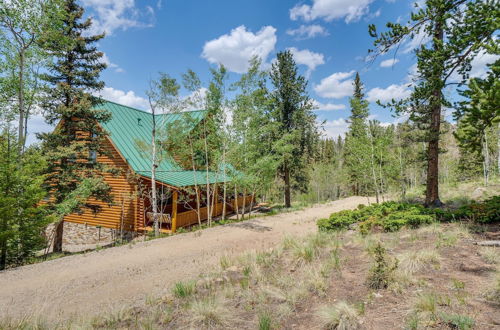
[425,13,444,207]
[195,186,201,227]
[151,106,159,237]
[17,50,25,155]
[242,188,247,219]
[234,185,239,220]
[53,220,64,253]
[284,162,291,208]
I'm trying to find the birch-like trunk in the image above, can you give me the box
[151,104,159,237]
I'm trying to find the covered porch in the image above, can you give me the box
[137,176,254,233]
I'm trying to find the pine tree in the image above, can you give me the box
[344,73,372,196]
[369,0,498,206]
[270,50,319,207]
[455,58,500,181]
[0,128,48,269]
[38,0,111,252]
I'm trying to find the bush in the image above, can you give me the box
[318,202,436,234]
[453,196,500,223]
[317,196,500,234]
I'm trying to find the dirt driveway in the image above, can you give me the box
[0,196,368,322]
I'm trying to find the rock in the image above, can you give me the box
[471,187,487,199]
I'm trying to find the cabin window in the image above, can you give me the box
[89,150,97,163]
[89,132,97,163]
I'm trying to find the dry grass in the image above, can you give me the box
[189,297,230,329]
[480,247,499,264]
[398,249,441,275]
[316,301,360,330]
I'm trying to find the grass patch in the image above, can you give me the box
[316,301,360,330]
[172,280,196,298]
[189,298,229,329]
[439,313,475,330]
[398,249,441,275]
[480,247,499,264]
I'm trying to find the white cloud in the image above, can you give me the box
[82,0,155,35]
[26,114,54,146]
[288,47,325,76]
[402,26,431,54]
[290,0,375,23]
[97,87,149,110]
[366,83,411,103]
[465,51,498,80]
[314,71,355,99]
[322,118,349,138]
[201,25,277,74]
[380,58,399,68]
[313,100,346,111]
[101,53,124,73]
[286,24,329,39]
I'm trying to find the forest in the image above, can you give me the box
[0,0,499,272]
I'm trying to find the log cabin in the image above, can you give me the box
[61,100,252,234]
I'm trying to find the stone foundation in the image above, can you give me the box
[46,221,135,246]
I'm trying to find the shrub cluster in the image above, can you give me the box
[438,196,500,223]
[317,196,500,234]
[317,202,434,234]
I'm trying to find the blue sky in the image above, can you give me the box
[28,0,497,143]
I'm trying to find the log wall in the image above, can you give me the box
[64,137,139,231]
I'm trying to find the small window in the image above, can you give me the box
[89,150,97,163]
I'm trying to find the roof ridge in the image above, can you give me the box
[97,99,207,117]
[96,98,152,115]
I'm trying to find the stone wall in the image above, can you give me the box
[46,221,135,247]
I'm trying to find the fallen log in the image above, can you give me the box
[474,240,500,247]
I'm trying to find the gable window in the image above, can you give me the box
[89,132,98,163]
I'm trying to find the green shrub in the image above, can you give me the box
[318,202,436,234]
[455,196,500,223]
[317,210,359,231]
[317,196,500,234]
[439,313,474,330]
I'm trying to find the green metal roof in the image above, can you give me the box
[96,100,225,187]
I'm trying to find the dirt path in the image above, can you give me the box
[0,196,368,322]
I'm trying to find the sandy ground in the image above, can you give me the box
[0,196,369,322]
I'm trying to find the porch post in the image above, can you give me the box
[171,190,178,233]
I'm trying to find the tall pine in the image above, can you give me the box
[38,0,111,252]
[344,73,371,196]
[370,0,498,206]
[270,50,319,207]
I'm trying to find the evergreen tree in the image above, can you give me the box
[38,0,111,252]
[270,50,319,207]
[455,58,500,181]
[369,0,498,206]
[344,73,372,196]
[0,128,48,269]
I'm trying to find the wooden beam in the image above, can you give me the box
[171,190,178,233]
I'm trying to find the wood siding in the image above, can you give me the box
[64,137,139,231]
